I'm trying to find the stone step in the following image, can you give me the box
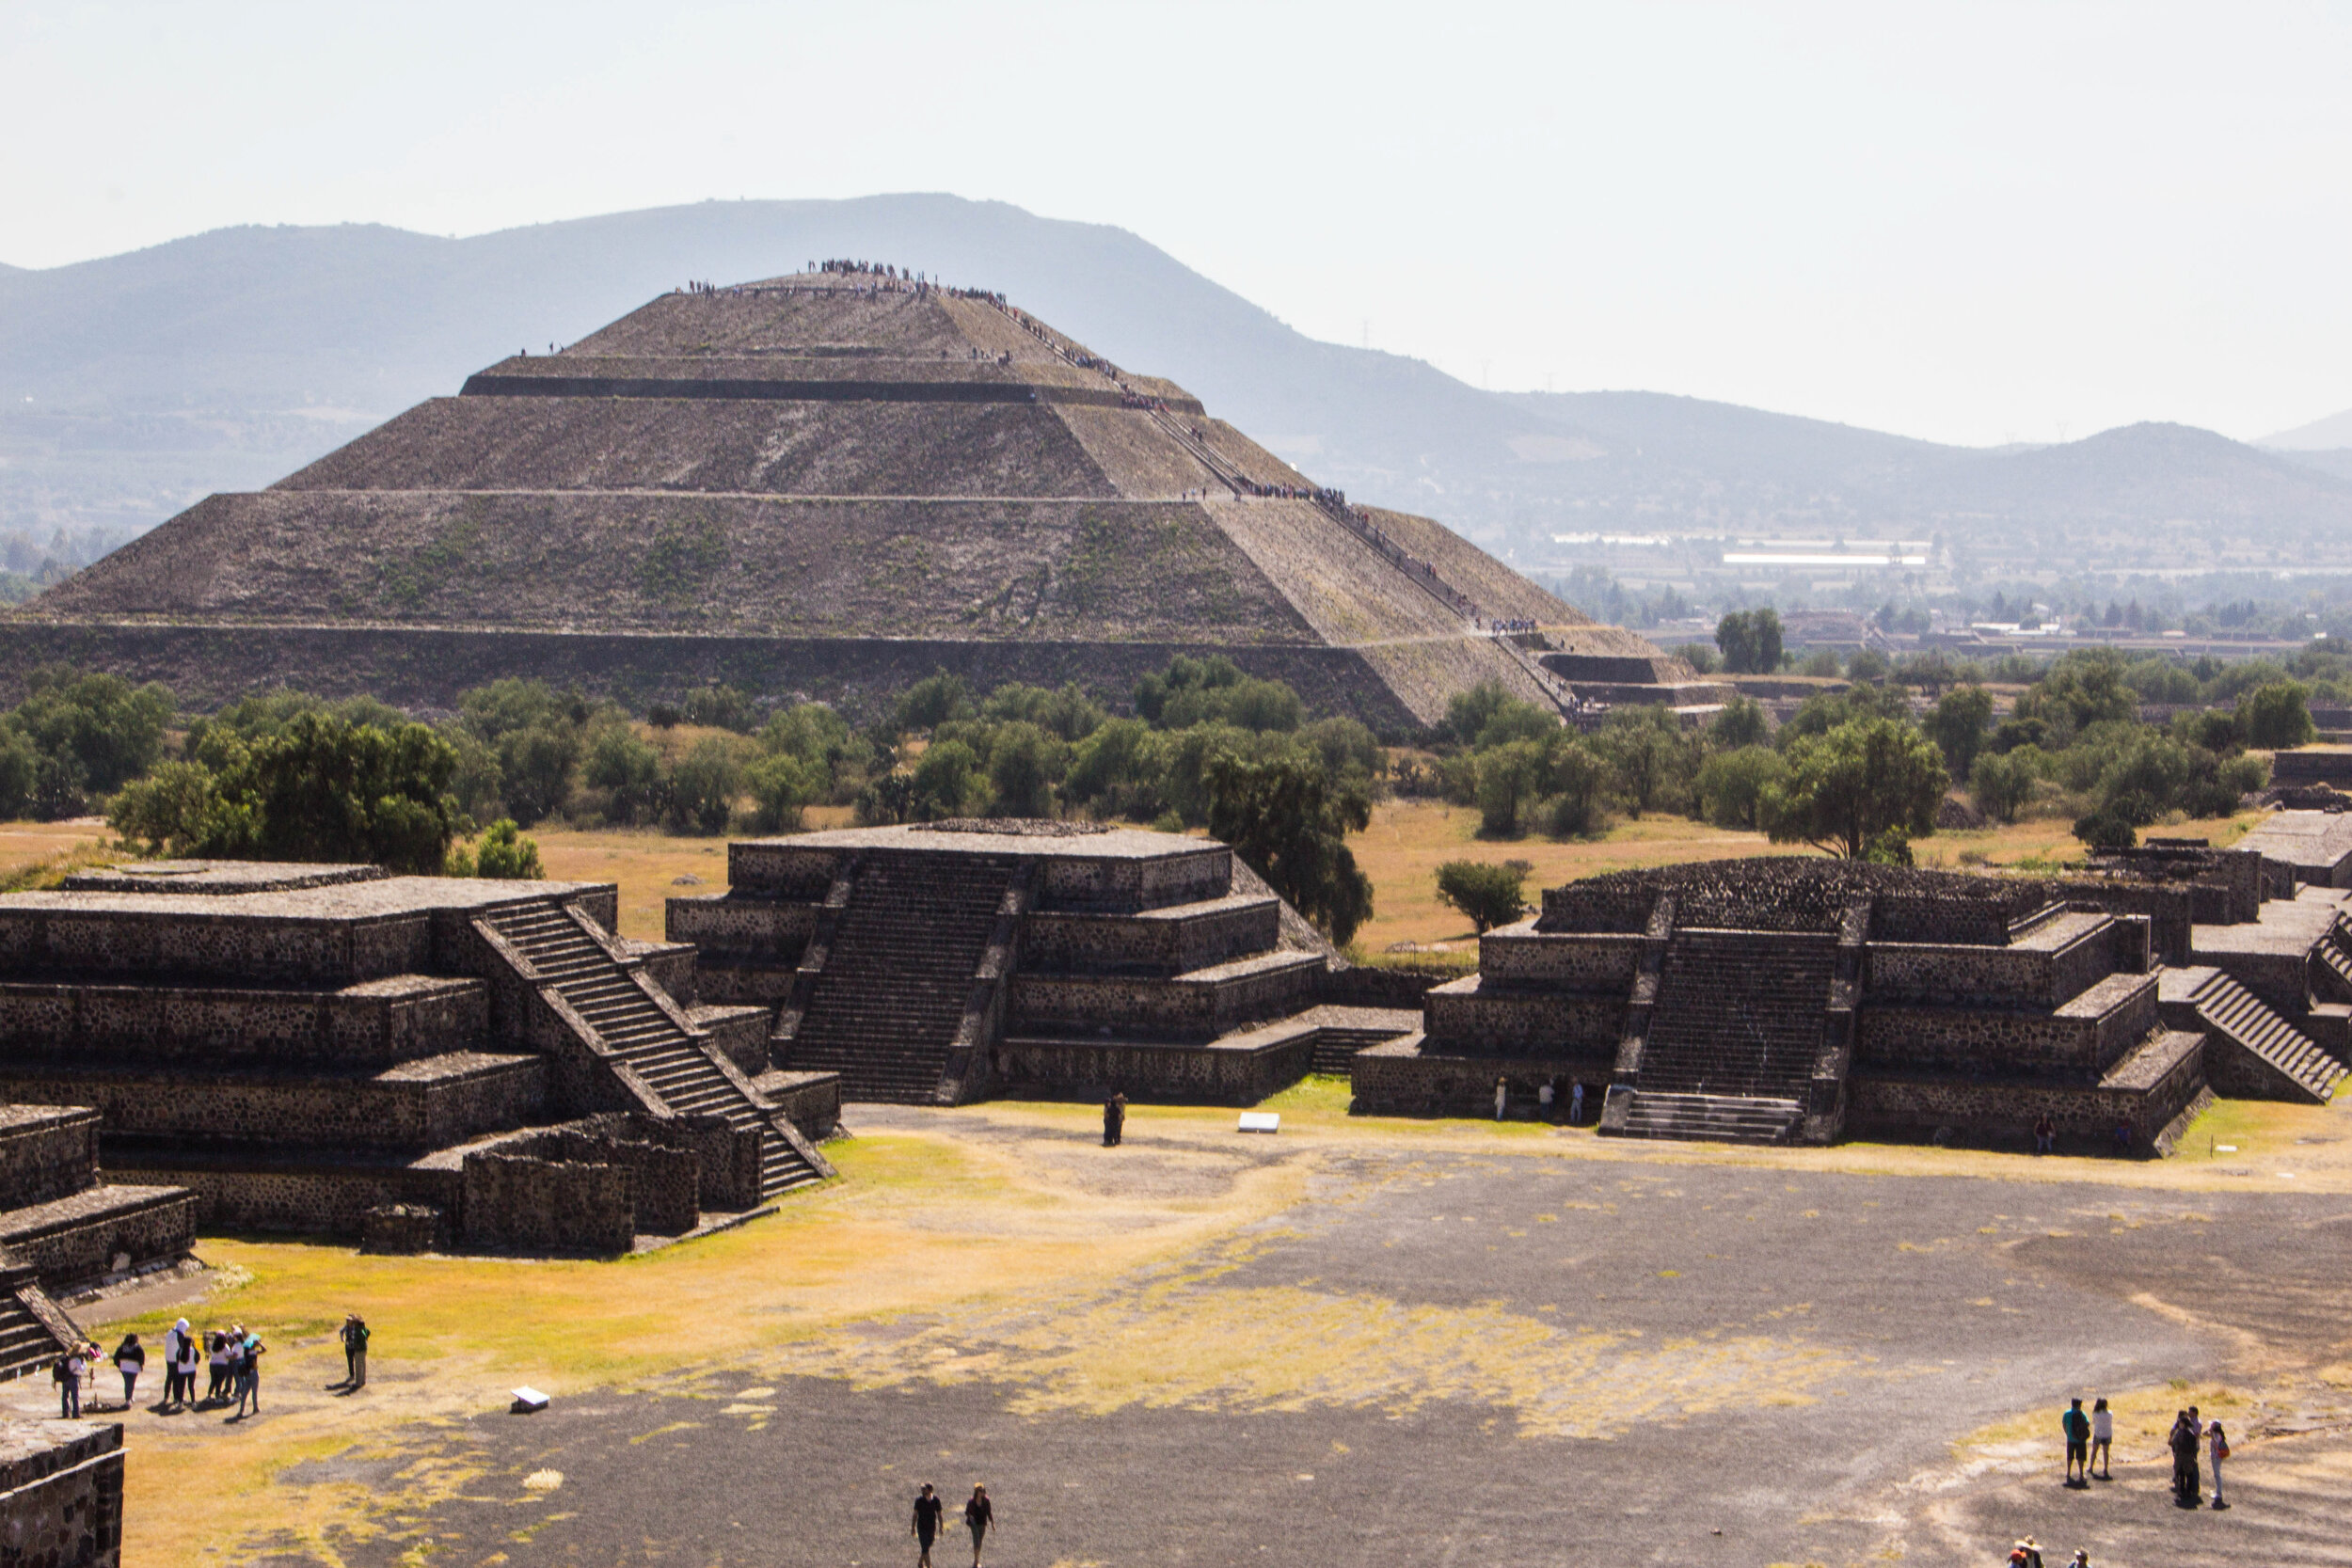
[1608,1090,1804,1146]
[2189,971,2345,1102]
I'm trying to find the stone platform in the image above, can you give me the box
[674,821,1345,1106]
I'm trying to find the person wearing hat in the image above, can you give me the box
[2010,1537,2043,1568]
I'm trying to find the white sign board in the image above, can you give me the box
[1238,1112,1280,1133]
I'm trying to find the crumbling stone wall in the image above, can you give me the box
[993,1034,1315,1104]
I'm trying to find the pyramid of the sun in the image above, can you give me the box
[8,269,1706,726]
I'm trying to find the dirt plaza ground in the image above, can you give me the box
[16,1085,2347,1568]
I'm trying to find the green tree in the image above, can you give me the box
[985,721,1065,818]
[1761,717,1947,859]
[1706,696,1771,751]
[910,739,983,819]
[1204,754,1374,945]
[1715,609,1784,674]
[1542,736,1613,837]
[1435,860,1529,933]
[1597,706,1701,817]
[744,752,825,833]
[581,724,667,826]
[1968,748,2040,824]
[1061,719,1170,822]
[2237,680,2316,750]
[1473,739,1550,837]
[1440,681,1516,747]
[497,723,580,827]
[1695,745,1788,831]
[896,672,974,733]
[2015,648,2139,733]
[668,736,746,834]
[1926,685,1994,779]
[4,667,174,816]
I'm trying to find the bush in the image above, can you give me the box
[682,685,755,733]
[1542,737,1612,838]
[985,721,1065,818]
[580,724,667,826]
[1597,706,1700,817]
[1473,740,1550,838]
[1926,685,1994,779]
[1435,860,1529,933]
[910,739,982,819]
[2073,808,2137,849]
[1706,696,1770,751]
[744,752,825,833]
[1715,609,1784,674]
[448,819,543,879]
[897,672,974,733]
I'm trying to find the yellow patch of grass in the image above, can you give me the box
[0,818,116,890]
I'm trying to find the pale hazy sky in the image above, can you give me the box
[8,0,2352,447]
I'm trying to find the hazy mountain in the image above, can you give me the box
[6,194,2351,585]
[2262,405,2352,451]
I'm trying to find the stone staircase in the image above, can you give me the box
[787,854,1018,1103]
[2317,922,2352,1003]
[1615,931,1836,1144]
[484,902,830,1198]
[0,1266,80,1381]
[1614,1091,1804,1144]
[2187,970,2345,1103]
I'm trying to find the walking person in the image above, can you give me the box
[113,1333,144,1410]
[1569,1081,1585,1126]
[963,1483,993,1566]
[2089,1397,2112,1480]
[911,1482,944,1568]
[1101,1091,1126,1148]
[2207,1419,2230,1509]
[1494,1077,1508,1120]
[2062,1397,2090,1486]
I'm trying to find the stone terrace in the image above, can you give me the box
[671,820,1398,1106]
[0,862,837,1249]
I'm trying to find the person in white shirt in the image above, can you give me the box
[2089,1397,2113,1480]
[1494,1079,1508,1120]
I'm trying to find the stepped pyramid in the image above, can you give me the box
[8,267,1703,725]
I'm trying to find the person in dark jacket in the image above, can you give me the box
[911,1482,944,1568]
[963,1483,993,1566]
[1102,1091,1127,1148]
[2169,1409,2202,1505]
[112,1334,144,1409]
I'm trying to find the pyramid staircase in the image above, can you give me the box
[0,1263,82,1381]
[784,853,1020,1103]
[2185,970,2345,1104]
[2316,921,2352,1005]
[483,902,832,1198]
[1610,930,1837,1145]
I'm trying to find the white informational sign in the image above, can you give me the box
[1238,1112,1280,1133]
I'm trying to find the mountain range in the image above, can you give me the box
[5,194,2350,587]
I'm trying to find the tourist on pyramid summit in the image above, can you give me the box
[113,1332,144,1409]
[912,1482,945,1568]
[2061,1397,2090,1486]
[963,1483,993,1565]
[1103,1090,1127,1147]
[2089,1397,2112,1479]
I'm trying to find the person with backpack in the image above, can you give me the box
[340,1315,370,1389]
[112,1333,144,1409]
[2061,1398,2090,1486]
[2207,1420,2230,1510]
[53,1345,84,1418]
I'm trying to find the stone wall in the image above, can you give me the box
[689,1006,771,1078]
[1037,848,1232,912]
[0,1109,99,1209]
[1009,954,1322,1040]
[1857,974,2155,1079]
[1021,899,1279,976]
[490,1127,699,1235]
[459,1150,637,1255]
[760,1072,841,1145]
[1848,1032,2207,1152]
[0,1187,197,1290]
[0,975,487,1068]
[112,1161,460,1236]
[993,1034,1315,1104]
[1864,926,2109,1008]
[0,908,434,986]
[665,894,818,958]
[1350,1038,1608,1117]
[1476,930,1644,988]
[0,1420,122,1568]
[1421,979,1624,1055]
[0,1054,546,1150]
